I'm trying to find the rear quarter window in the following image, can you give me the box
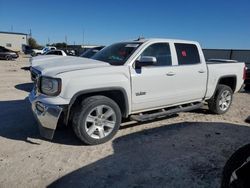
[175,43,200,65]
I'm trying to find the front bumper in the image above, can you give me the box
[29,90,63,140]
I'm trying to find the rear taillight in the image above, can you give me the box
[243,64,247,80]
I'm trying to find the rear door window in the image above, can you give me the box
[175,43,200,65]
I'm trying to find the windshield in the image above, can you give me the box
[43,47,49,52]
[92,42,141,65]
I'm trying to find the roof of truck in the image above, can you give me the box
[131,38,198,44]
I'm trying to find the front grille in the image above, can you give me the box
[30,68,41,95]
[31,71,37,81]
[30,68,41,82]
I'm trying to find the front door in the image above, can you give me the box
[130,42,178,112]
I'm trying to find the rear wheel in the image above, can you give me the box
[72,96,121,145]
[208,84,233,114]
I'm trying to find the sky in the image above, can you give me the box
[0,0,250,49]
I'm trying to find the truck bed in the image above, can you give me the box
[206,59,240,64]
[205,61,245,99]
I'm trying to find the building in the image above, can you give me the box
[0,31,28,52]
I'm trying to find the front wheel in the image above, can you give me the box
[208,84,233,114]
[72,96,121,145]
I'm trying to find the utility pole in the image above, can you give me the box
[65,35,68,50]
[29,29,32,37]
[65,35,68,44]
[11,25,13,32]
[48,37,50,45]
[82,29,85,48]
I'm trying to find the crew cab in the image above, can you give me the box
[29,38,246,145]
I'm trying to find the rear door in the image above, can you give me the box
[170,43,207,102]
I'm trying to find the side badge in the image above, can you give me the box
[136,92,146,96]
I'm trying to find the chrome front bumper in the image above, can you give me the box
[29,90,63,140]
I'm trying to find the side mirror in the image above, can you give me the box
[135,56,157,68]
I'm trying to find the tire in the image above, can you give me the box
[221,144,250,188]
[6,55,13,61]
[72,96,121,145]
[208,84,233,114]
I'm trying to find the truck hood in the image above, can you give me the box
[31,55,62,66]
[32,56,110,77]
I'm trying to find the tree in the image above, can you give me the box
[28,37,40,49]
[51,42,67,49]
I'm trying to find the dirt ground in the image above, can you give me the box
[0,56,250,188]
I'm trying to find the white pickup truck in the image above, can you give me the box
[32,46,57,56]
[29,38,246,145]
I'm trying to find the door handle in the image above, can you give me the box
[198,70,205,73]
[166,72,176,76]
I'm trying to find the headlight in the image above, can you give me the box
[40,77,61,96]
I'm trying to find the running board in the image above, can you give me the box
[130,102,203,122]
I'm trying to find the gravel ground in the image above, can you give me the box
[0,56,250,188]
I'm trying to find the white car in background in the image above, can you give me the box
[32,46,57,56]
[45,50,67,56]
[30,50,67,68]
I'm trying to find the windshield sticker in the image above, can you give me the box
[125,44,139,48]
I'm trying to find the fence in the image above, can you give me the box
[203,49,250,64]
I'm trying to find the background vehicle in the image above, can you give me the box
[0,46,19,60]
[29,38,245,145]
[44,50,67,56]
[244,63,250,90]
[66,49,76,56]
[246,116,250,123]
[32,46,56,56]
[22,45,34,55]
[80,46,105,58]
[221,143,250,188]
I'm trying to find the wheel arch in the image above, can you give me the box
[216,75,237,93]
[65,87,129,125]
